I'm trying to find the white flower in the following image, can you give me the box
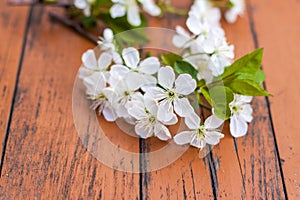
[188,0,221,27]
[172,26,194,48]
[144,66,196,121]
[110,47,160,90]
[78,50,112,79]
[174,112,224,149]
[199,34,234,76]
[98,28,123,64]
[108,79,142,119]
[225,0,245,23]
[229,94,253,137]
[127,96,177,140]
[110,0,141,26]
[184,54,214,83]
[74,0,95,16]
[186,15,224,38]
[138,0,161,16]
[83,72,117,121]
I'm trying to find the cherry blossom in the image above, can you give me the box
[229,94,253,137]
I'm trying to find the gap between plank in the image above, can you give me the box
[246,2,288,199]
[0,6,34,176]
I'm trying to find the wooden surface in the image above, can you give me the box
[0,0,299,199]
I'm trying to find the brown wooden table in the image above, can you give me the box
[0,0,299,199]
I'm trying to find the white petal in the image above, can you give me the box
[83,72,106,96]
[143,86,166,101]
[157,99,174,122]
[184,112,200,129]
[110,4,126,18]
[138,57,160,74]
[238,95,253,103]
[186,15,202,35]
[78,67,91,79]
[174,74,196,95]
[103,28,114,42]
[172,26,191,48]
[127,102,147,120]
[74,0,87,9]
[82,49,97,69]
[205,131,224,145]
[122,47,140,69]
[103,104,118,121]
[111,51,123,64]
[109,65,130,86]
[144,96,158,115]
[174,97,194,117]
[141,74,157,87]
[240,104,253,122]
[83,6,91,16]
[162,114,178,125]
[158,66,175,89]
[204,115,224,129]
[174,131,194,145]
[225,10,238,24]
[126,72,144,90]
[202,36,215,54]
[102,87,115,102]
[191,135,206,149]
[154,123,171,141]
[98,52,112,70]
[140,0,161,16]
[127,4,141,26]
[135,120,154,138]
[230,114,248,137]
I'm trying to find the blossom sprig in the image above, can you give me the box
[78,26,270,153]
[66,0,246,45]
[77,0,268,155]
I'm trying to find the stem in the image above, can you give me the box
[48,12,98,44]
[198,101,211,110]
[163,5,188,16]
[183,52,209,59]
[209,0,233,8]
[195,91,212,110]
[8,0,71,7]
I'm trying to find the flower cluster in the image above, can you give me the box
[79,44,225,146]
[73,0,244,28]
[78,0,268,154]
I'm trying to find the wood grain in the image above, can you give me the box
[141,1,286,199]
[0,0,296,199]
[249,0,300,198]
[0,0,29,166]
[0,6,139,199]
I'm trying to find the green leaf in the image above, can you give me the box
[234,69,266,83]
[81,16,97,29]
[209,86,234,120]
[174,61,198,80]
[94,0,111,7]
[222,48,264,79]
[227,79,271,96]
[161,53,182,66]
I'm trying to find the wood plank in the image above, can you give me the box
[0,1,29,165]
[142,1,286,199]
[0,6,140,199]
[139,3,215,199]
[249,0,300,198]
[208,2,286,198]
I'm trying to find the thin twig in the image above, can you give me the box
[8,0,72,7]
[48,12,98,44]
